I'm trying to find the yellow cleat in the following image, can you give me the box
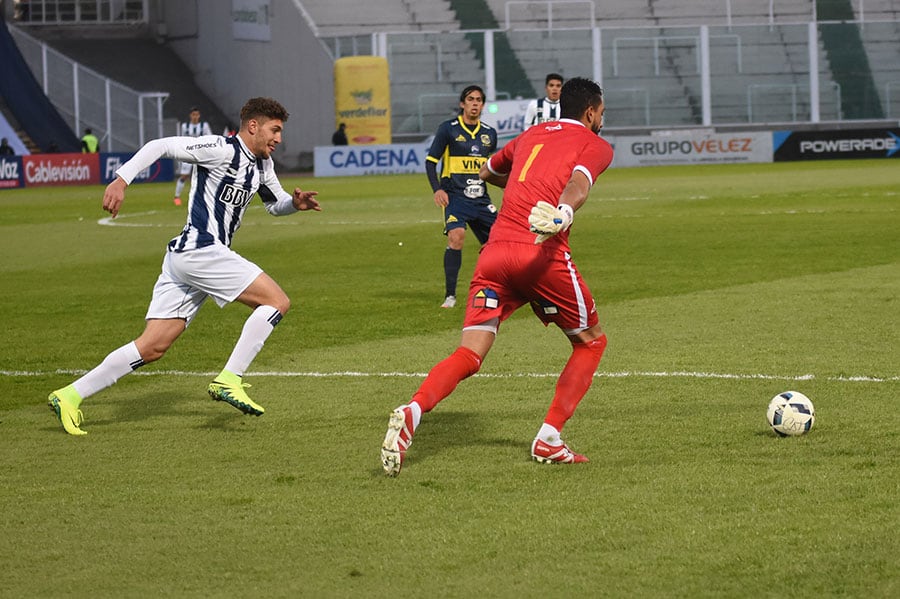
[48,386,87,436]
[207,371,265,416]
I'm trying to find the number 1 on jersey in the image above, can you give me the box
[518,144,544,182]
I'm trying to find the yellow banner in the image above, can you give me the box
[333,56,392,145]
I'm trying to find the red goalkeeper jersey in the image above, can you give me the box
[485,119,614,250]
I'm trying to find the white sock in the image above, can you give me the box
[223,306,283,376]
[537,423,561,445]
[174,178,186,198]
[72,341,144,399]
[408,401,423,430]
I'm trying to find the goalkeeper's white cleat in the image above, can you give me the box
[382,405,415,476]
[531,438,589,464]
[441,295,457,309]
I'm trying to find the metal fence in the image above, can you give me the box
[11,0,149,25]
[323,17,899,134]
[9,24,169,152]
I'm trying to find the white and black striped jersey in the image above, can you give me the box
[116,135,298,252]
[180,120,213,137]
[524,97,561,129]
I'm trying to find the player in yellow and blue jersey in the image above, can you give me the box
[425,85,498,308]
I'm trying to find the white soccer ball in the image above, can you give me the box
[766,391,815,437]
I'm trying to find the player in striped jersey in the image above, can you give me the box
[173,106,213,205]
[523,73,563,130]
[47,97,320,436]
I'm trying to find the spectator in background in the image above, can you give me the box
[524,73,564,130]
[0,138,15,156]
[81,128,99,153]
[173,106,213,206]
[332,123,348,145]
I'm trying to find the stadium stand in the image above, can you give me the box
[11,0,897,148]
[299,0,459,35]
[22,30,229,134]
[849,0,900,118]
[482,0,845,125]
[301,0,494,135]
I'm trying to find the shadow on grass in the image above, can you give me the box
[372,409,521,476]
[98,390,260,432]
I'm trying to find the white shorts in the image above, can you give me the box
[146,245,263,325]
[178,162,193,176]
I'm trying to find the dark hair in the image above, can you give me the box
[545,73,564,85]
[559,77,603,120]
[240,97,289,125]
[459,85,485,103]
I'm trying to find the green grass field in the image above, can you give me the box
[1,159,898,597]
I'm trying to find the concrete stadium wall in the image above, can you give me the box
[158,0,335,171]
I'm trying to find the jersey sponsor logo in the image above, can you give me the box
[472,288,499,309]
[447,156,486,173]
[185,142,219,151]
[220,183,252,207]
[464,182,485,199]
[455,135,466,142]
[479,134,493,147]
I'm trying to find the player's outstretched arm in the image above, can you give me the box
[102,177,128,218]
[291,188,321,211]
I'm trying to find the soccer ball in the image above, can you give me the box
[766,391,815,436]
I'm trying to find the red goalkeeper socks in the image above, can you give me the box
[544,334,607,430]
[411,346,483,413]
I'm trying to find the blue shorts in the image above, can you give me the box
[443,195,498,244]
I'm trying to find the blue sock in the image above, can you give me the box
[444,247,462,296]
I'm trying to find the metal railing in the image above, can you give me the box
[612,34,743,77]
[885,82,900,118]
[11,0,149,25]
[504,0,595,30]
[9,24,168,152]
[747,81,842,122]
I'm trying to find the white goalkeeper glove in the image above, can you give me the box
[528,201,574,244]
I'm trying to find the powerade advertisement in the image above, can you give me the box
[0,153,174,189]
[774,129,900,161]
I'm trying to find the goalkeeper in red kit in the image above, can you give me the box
[381,78,614,475]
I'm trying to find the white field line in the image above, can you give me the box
[96,212,437,227]
[2,368,897,383]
